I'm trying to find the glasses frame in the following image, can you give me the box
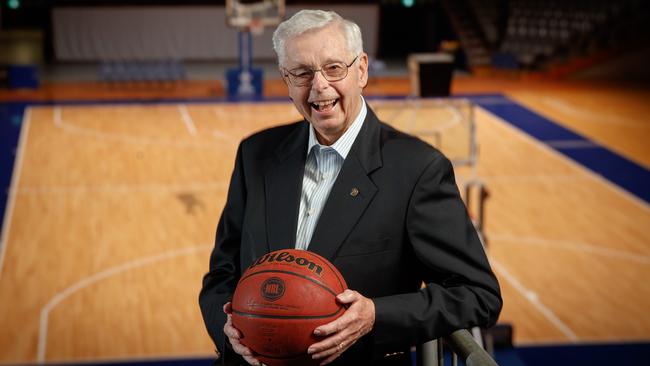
[281,55,359,87]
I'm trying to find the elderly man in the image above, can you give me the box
[199,9,502,366]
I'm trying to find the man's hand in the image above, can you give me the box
[223,303,265,366]
[307,289,375,365]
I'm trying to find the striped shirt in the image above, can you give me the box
[295,97,367,250]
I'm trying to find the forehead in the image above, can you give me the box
[283,24,349,67]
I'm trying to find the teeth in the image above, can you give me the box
[310,99,337,110]
[315,99,336,107]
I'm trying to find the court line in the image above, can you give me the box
[545,140,601,149]
[409,104,463,136]
[490,258,580,342]
[373,100,464,135]
[0,107,31,282]
[37,243,213,364]
[178,104,198,136]
[476,104,650,214]
[540,97,648,128]
[53,105,228,147]
[491,234,650,265]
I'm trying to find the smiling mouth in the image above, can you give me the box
[310,98,339,112]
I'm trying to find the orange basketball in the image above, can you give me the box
[231,249,347,366]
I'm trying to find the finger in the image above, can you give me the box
[308,329,344,353]
[311,340,347,360]
[314,315,347,337]
[229,335,257,360]
[309,331,352,356]
[223,311,257,363]
[242,354,262,365]
[230,338,254,357]
[310,344,337,359]
[244,356,266,366]
[223,317,242,340]
[223,325,240,340]
[316,342,351,365]
[223,302,233,314]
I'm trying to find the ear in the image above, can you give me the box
[356,52,369,89]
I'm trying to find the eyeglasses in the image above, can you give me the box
[282,55,359,87]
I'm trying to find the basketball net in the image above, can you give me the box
[225,0,284,35]
[248,18,264,36]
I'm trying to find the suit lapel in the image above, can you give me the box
[265,122,309,252]
[308,106,383,261]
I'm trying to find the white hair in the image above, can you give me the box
[272,9,363,66]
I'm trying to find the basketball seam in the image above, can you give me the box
[238,269,338,297]
[231,306,344,320]
[307,251,347,292]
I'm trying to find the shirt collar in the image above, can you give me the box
[307,95,367,159]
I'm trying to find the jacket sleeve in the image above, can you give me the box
[372,153,502,345]
[198,143,247,363]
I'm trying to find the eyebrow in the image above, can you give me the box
[322,57,344,64]
[286,58,345,70]
[287,64,311,71]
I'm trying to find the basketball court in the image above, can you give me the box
[0,1,649,365]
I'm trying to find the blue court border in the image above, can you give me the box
[0,102,27,235]
[466,94,650,204]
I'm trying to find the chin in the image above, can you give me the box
[313,115,342,128]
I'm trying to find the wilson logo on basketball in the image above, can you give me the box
[260,277,285,301]
[248,251,323,276]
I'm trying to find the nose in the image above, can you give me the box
[311,70,330,91]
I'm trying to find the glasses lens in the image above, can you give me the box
[288,68,313,86]
[322,62,347,81]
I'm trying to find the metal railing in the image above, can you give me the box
[419,329,499,366]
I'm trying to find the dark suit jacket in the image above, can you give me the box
[199,105,502,365]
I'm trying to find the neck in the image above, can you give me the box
[315,131,340,146]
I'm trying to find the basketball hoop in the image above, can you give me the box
[225,0,285,34]
[224,0,285,98]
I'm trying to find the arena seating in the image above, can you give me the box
[443,0,649,72]
[98,60,186,85]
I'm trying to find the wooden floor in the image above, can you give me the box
[0,76,648,364]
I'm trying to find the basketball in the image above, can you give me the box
[231,249,348,366]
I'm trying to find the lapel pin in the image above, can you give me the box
[350,187,359,197]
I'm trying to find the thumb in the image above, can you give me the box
[223,302,232,314]
[336,289,357,304]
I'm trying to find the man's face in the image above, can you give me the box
[281,24,368,145]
